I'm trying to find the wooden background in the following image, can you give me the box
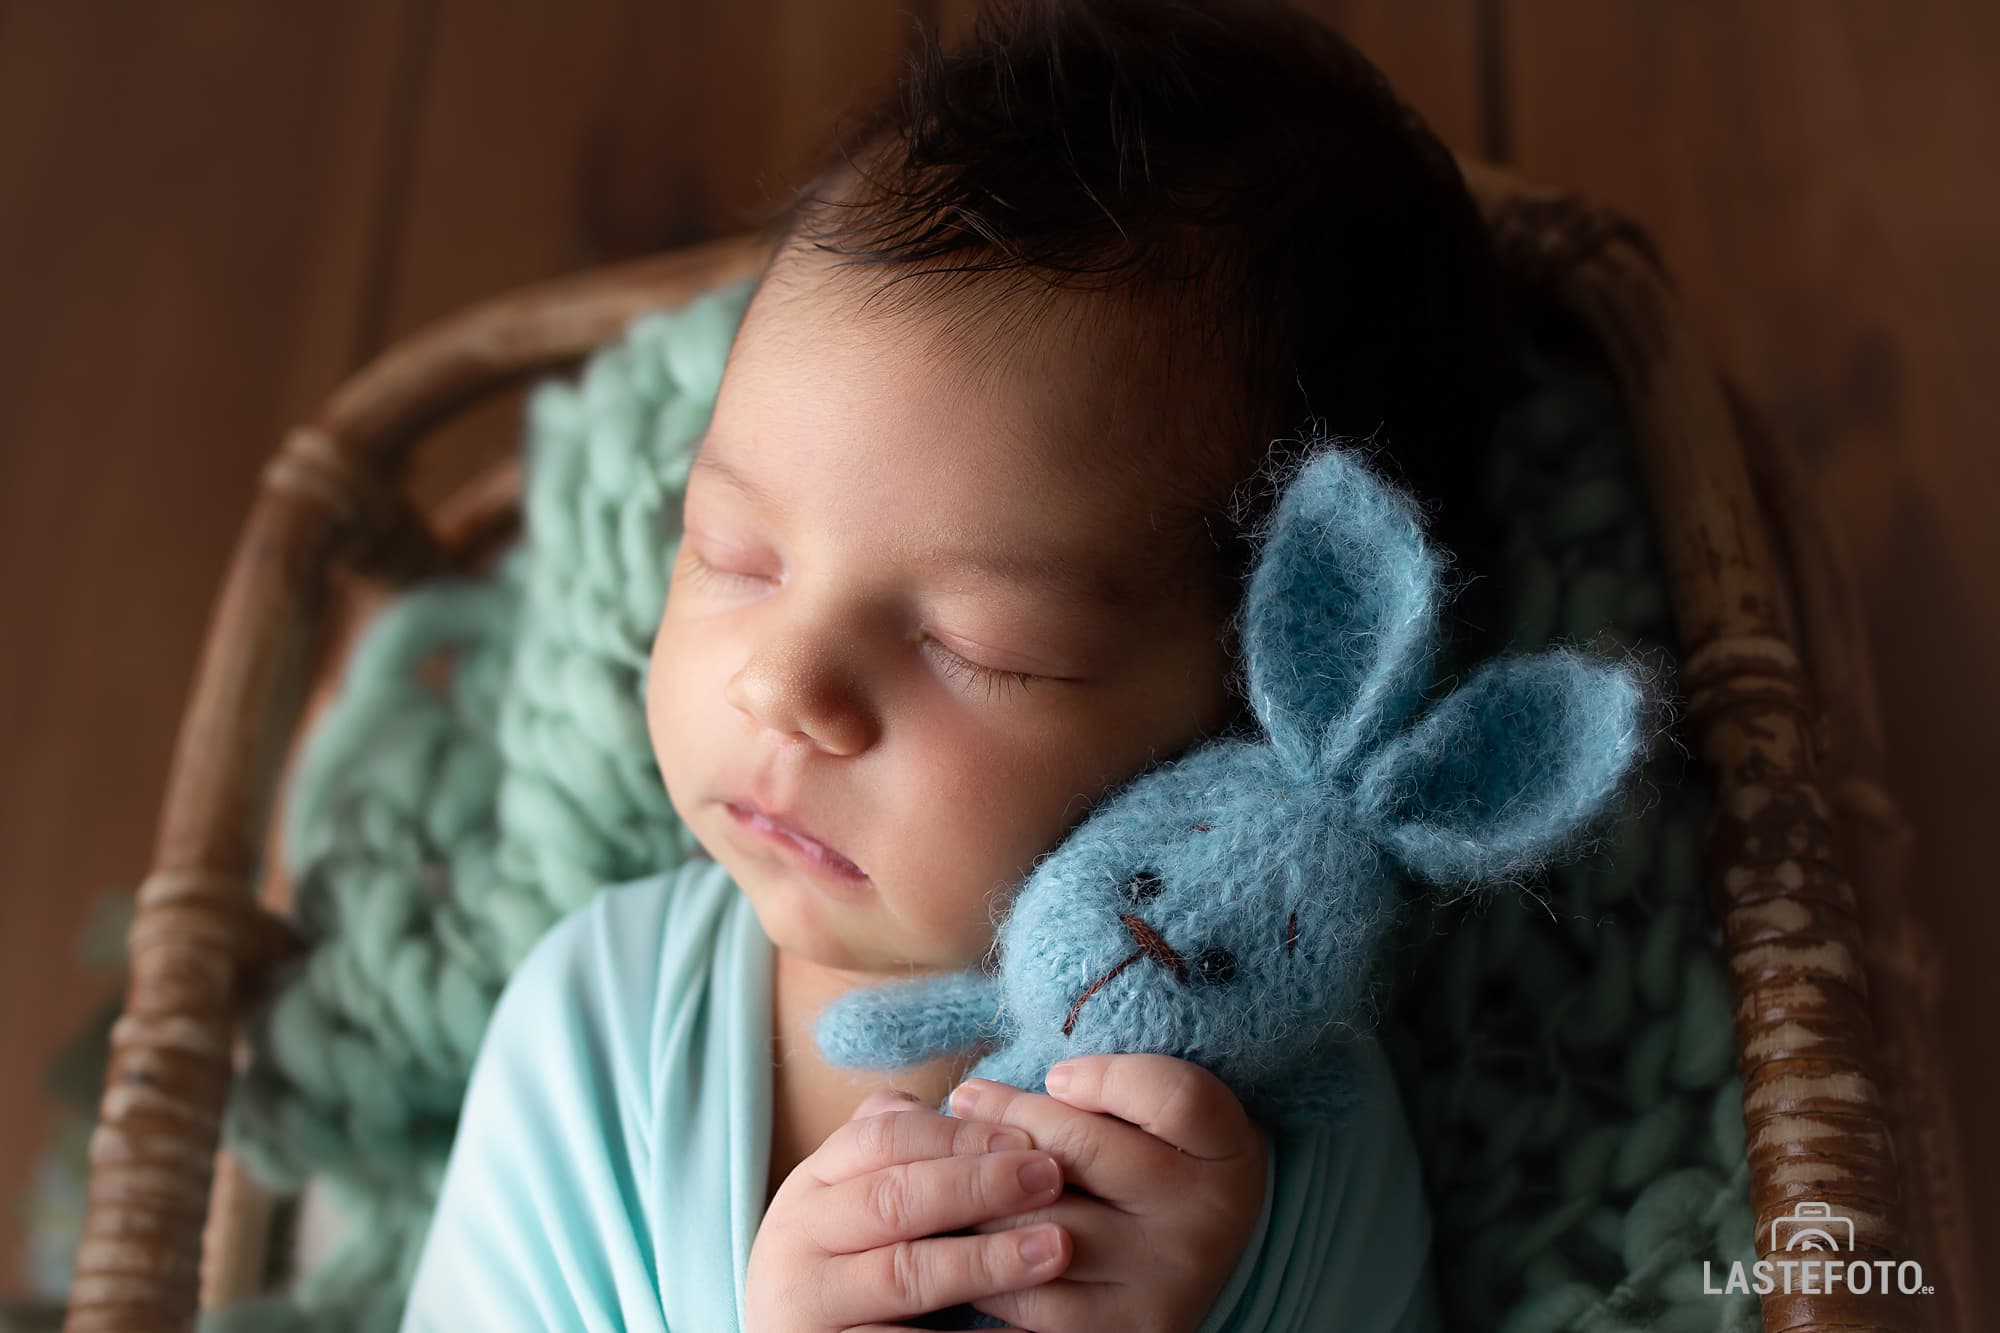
[1,0,1992,1319]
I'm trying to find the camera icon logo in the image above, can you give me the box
[1770,1201,1855,1253]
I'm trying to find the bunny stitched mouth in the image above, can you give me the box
[1075,906,1255,1037]
[1062,909,1257,1038]
[1062,914,1180,1037]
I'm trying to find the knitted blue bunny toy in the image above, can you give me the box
[815,443,1650,1129]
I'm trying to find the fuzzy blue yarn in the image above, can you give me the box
[815,444,1649,1131]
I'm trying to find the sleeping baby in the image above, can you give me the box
[400,0,1522,1328]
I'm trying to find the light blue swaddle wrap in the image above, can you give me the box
[399,858,1445,1331]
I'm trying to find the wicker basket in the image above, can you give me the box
[59,160,1974,1333]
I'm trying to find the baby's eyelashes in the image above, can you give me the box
[923,635,1041,701]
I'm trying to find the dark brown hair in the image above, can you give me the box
[747,0,1505,641]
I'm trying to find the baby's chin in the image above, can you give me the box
[728,856,1001,982]
[721,847,886,964]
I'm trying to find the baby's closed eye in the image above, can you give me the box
[922,634,1043,700]
[681,546,771,589]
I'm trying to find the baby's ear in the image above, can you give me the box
[1349,648,1648,887]
[1239,446,1445,775]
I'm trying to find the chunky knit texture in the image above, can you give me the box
[1379,343,1763,1333]
[172,282,1764,1333]
[200,278,753,1332]
[812,446,1651,1131]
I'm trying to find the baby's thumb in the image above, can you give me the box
[849,1086,925,1121]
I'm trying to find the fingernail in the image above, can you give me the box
[985,1128,1031,1153]
[949,1082,979,1117]
[1017,1156,1059,1197]
[1018,1226,1059,1267]
[1044,1063,1072,1094]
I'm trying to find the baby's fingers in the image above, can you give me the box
[811,1094,1029,1188]
[808,1150,1063,1255]
[819,1225,1070,1329]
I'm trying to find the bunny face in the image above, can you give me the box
[992,737,1400,1101]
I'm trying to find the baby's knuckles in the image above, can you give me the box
[1147,1058,1218,1149]
[850,1103,916,1165]
[844,1097,1023,1176]
[1006,1064,1265,1330]
[1158,1122,1269,1328]
[1029,1113,1114,1185]
[863,1156,969,1238]
[1119,1143,1263,1329]
[999,1186,1256,1333]
[750,1090,1061,1332]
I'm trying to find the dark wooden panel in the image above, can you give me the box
[0,0,421,1297]
[375,0,917,513]
[1503,3,1999,1326]
[1297,0,1485,155]
[928,0,1485,155]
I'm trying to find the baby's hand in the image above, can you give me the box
[949,1055,1268,1333]
[745,1086,1073,1332]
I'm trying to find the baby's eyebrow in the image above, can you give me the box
[690,442,1141,612]
[936,544,1141,612]
[690,446,783,513]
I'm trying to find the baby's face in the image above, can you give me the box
[647,256,1241,979]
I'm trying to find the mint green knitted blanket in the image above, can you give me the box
[200,280,1759,1333]
[1382,336,1760,1333]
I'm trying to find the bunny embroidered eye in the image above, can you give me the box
[1193,946,1237,986]
[1282,910,1298,956]
[1123,871,1164,904]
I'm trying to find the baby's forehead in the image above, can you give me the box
[729,256,1242,581]
[762,265,1234,462]
[758,243,1225,393]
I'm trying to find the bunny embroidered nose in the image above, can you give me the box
[1120,913,1187,981]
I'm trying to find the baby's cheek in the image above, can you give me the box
[887,797,1064,969]
[646,628,711,819]
[643,638,677,759]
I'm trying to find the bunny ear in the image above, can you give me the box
[1240,446,1445,776]
[1350,648,1647,886]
